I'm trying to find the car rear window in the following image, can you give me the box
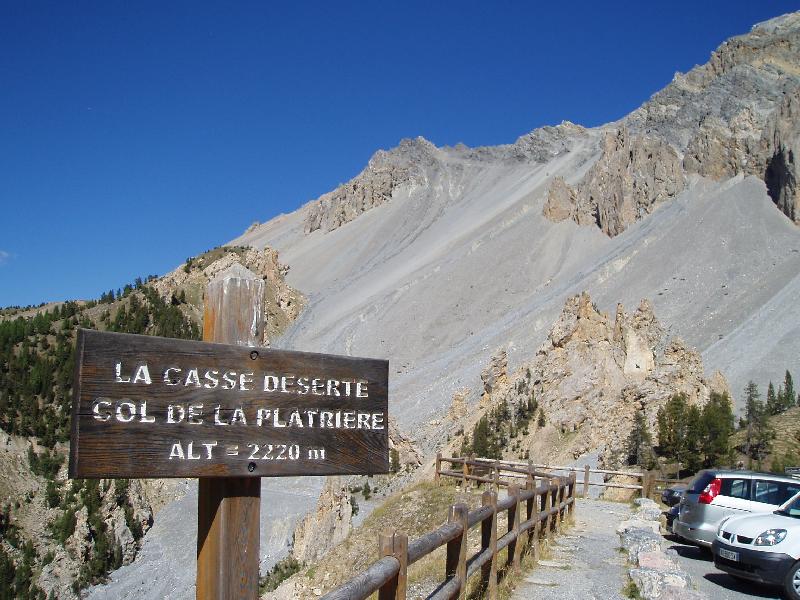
[688,471,715,493]
[720,478,750,499]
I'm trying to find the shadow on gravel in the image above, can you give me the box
[703,573,778,598]
[666,541,712,562]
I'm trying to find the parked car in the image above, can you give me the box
[713,491,800,599]
[662,483,688,507]
[661,483,688,533]
[673,469,800,547]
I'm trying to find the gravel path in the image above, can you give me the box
[510,499,633,600]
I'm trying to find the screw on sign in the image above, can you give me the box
[69,264,389,599]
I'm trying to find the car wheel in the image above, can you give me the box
[784,561,800,600]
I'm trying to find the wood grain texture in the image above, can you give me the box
[197,264,262,600]
[68,328,389,478]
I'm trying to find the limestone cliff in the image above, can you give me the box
[303,137,438,235]
[545,13,800,235]
[543,128,684,236]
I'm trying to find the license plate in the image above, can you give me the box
[719,548,739,562]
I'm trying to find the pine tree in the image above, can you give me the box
[743,381,774,469]
[626,410,655,469]
[782,370,796,411]
[699,391,734,467]
[766,381,780,415]
[657,393,689,464]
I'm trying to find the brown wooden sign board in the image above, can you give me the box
[69,329,389,478]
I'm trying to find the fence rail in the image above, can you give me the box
[321,462,577,600]
[435,455,681,499]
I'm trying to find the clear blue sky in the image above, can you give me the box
[1,1,796,307]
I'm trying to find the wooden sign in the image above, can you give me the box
[69,329,389,478]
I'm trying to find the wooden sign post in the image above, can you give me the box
[69,264,389,599]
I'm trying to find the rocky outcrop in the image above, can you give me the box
[153,246,304,345]
[290,477,352,564]
[388,417,423,469]
[480,349,509,399]
[542,127,684,236]
[683,88,800,225]
[763,88,800,223]
[303,137,438,235]
[505,292,723,466]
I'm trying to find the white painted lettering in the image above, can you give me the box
[327,379,340,396]
[280,375,295,393]
[167,404,185,423]
[372,413,385,430]
[163,367,181,385]
[214,405,229,425]
[356,381,368,398]
[203,370,219,389]
[256,408,271,426]
[312,378,324,396]
[231,407,247,425]
[343,411,355,428]
[288,410,303,427]
[116,401,136,422]
[321,411,334,428]
[184,368,201,387]
[92,399,112,421]
[305,409,318,427]
[169,442,184,459]
[202,442,217,459]
[115,361,131,383]
[272,409,287,428]
[343,381,352,396]
[188,404,204,424]
[139,401,155,423]
[187,442,201,460]
[222,371,237,390]
[239,372,254,391]
[132,364,152,385]
[263,375,279,392]
[357,412,371,429]
[297,377,310,394]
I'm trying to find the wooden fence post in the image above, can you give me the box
[531,477,541,563]
[197,264,263,600]
[480,490,498,600]
[641,472,650,499]
[508,484,521,573]
[379,532,408,600]
[435,453,441,485]
[583,464,590,498]
[550,477,559,535]
[546,478,557,541]
[462,458,469,490]
[569,472,577,516]
[445,504,469,600]
[494,459,500,492]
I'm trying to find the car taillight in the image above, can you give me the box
[699,478,721,504]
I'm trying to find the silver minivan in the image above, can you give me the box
[674,469,800,547]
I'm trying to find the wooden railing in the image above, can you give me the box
[435,456,680,500]
[320,463,577,600]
